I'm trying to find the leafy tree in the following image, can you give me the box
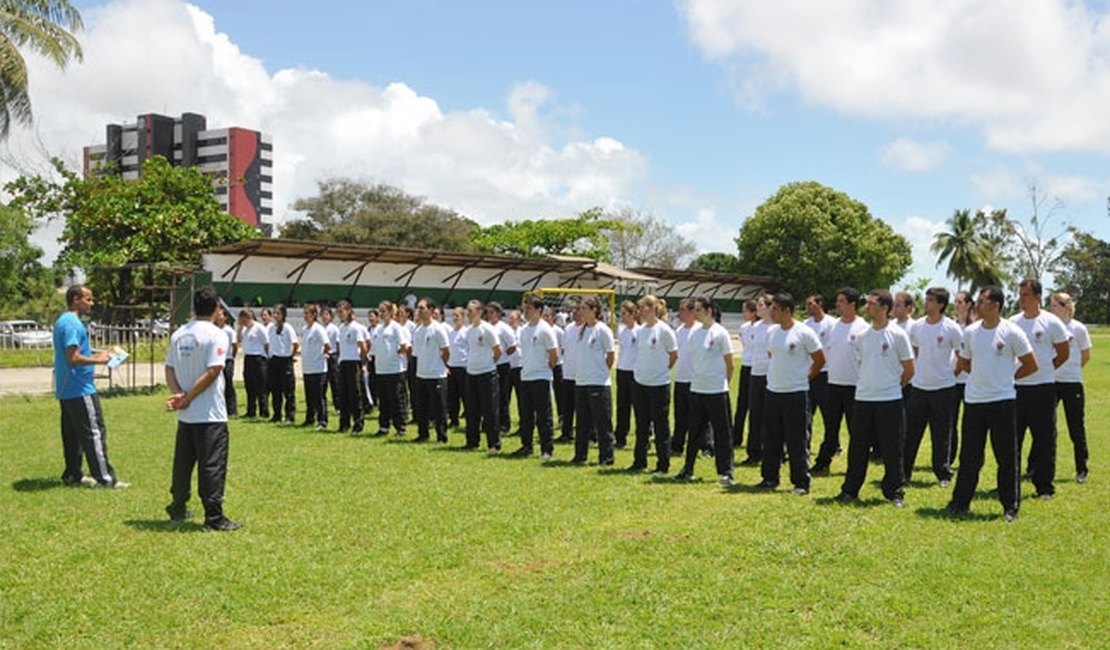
[1053,228,1110,324]
[290,178,479,250]
[473,207,619,262]
[735,181,912,299]
[5,156,258,312]
[604,208,695,269]
[687,252,742,273]
[1009,183,1071,282]
[0,203,61,321]
[0,1,83,137]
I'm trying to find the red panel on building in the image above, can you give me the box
[227,127,261,226]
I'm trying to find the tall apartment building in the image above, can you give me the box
[83,112,273,228]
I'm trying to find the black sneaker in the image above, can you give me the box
[203,518,242,532]
[1004,509,1018,523]
[810,463,830,475]
[891,497,905,509]
[835,491,856,503]
[626,463,647,472]
[165,504,195,522]
[739,457,761,467]
[1077,471,1089,484]
[673,471,693,482]
[509,447,533,457]
[755,480,778,490]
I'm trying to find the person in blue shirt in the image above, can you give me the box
[53,285,128,488]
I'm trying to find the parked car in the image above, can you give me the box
[0,320,54,348]
[137,318,170,337]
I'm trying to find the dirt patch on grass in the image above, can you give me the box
[617,530,653,540]
[381,635,435,650]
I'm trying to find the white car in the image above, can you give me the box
[0,320,54,348]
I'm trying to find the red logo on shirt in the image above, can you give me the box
[936,336,944,345]
[217,347,225,357]
[788,343,796,351]
[996,342,1005,351]
[881,342,889,351]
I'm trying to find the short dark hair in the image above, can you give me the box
[837,287,861,308]
[979,285,1005,308]
[1019,278,1043,296]
[807,294,825,309]
[418,297,437,311]
[925,287,950,309]
[771,292,795,311]
[194,286,218,317]
[65,284,88,307]
[525,296,546,311]
[486,301,504,315]
[869,289,893,315]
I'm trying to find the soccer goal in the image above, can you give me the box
[531,287,618,330]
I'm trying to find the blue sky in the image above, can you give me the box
[15,0,1110,288]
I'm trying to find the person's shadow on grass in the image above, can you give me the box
[914,506,1000,522]
[11,477,63,492]
[124,519,206,533]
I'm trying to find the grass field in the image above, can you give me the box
[2,335,1108,648]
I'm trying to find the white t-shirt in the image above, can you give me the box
[337,321,368,362]
[634,321,678,387]
[221,324,237,361]
[673,322,701,383]
[1056,319,1091,384]
[959,319,1033,404]
[738,321,756,366]
[562,322,580,381]
[447,324,469,368]
[492,320,516,367]
[300,322,329,375]
[240,321,268,356]
[766,322,823,394]
[520,320,558,382]
[1009,311,1069,386]
[466,321,500,375]
[414,322,450,379]
[853,324,914,402]
[551,324,565,367]
[746,320,771,376]
[689,322,733,394]
[166,320,227,424]
[508,325,523,369]
[574,322,615,387]
[803,314,835,373]
[267,322,298,358]
[616,323,640,372]
[825,317,870,386]
[372,320,410,375]
[892,316,916,336]
[324,322,340,358]
[909,316,962,390]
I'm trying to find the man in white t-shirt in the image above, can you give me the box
[486,302,517,435]
[516,296,559,459]
[216,306,239,417]
[836,290,914,507]
[299,304,331,430]
[556,302,582,442]
[321,306,341,413]
[739,296,773,466]
[948,286,1037,520]
[164,287,240,531]
[446,306,470,429]
[413,298,451,443]
[335,300,369,434]
[1011,278,1069,499]
[904,287,962,486]
[811,288,869,475]
[803,294,835,451]
[464,300,503,452]
[758,293,824,494]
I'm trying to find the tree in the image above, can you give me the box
[0,202,61,321]
[5,156,258,310]
[289,178,479,251]
[1052,228,1110,324]
[1009,183,1071,281]
[473,207,619,261]
[0,1,83,138]
[687,252,741,273]
[604,208,695,269]
[734,181,912,299]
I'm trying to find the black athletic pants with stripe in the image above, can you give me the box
[1016,383,1058,496]
[222,359,238,416]
[446,365,467,426]
[304,372,328,426]
[338,360,364,432]
[416,376,448,442]
[950,399,1019,514]
[268,355,295,422]
[633,382,671,472]
[243,354,268,418]
[518,378,554,455]
[59,394,118,486]
[496,363,512,433]
[170,421,229,526]
[376,372,407,434]
[465,369,500,449]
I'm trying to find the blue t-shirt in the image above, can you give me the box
[53,312,96,400]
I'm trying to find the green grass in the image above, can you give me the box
[0,338,169,369]
[2,336,1109,648]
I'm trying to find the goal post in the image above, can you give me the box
[531,287,618,330]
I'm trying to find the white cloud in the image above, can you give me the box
[675,208,736,254]
[899,215,946,284]
[878,137,950,172]
[680,0,1110,154]
[4,0,648,239]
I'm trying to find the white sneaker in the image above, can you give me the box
[540,453,552,462]
[719,475,734,487]
[95,481,130,489]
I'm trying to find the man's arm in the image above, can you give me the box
[1052,341,1069,369]
[66,345,109,366]
[900,358,915,386]
[1015,352,1038,381]
[807,349,826,381]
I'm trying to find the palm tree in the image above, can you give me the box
[0,0,83,138]
[931,209,982,290]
